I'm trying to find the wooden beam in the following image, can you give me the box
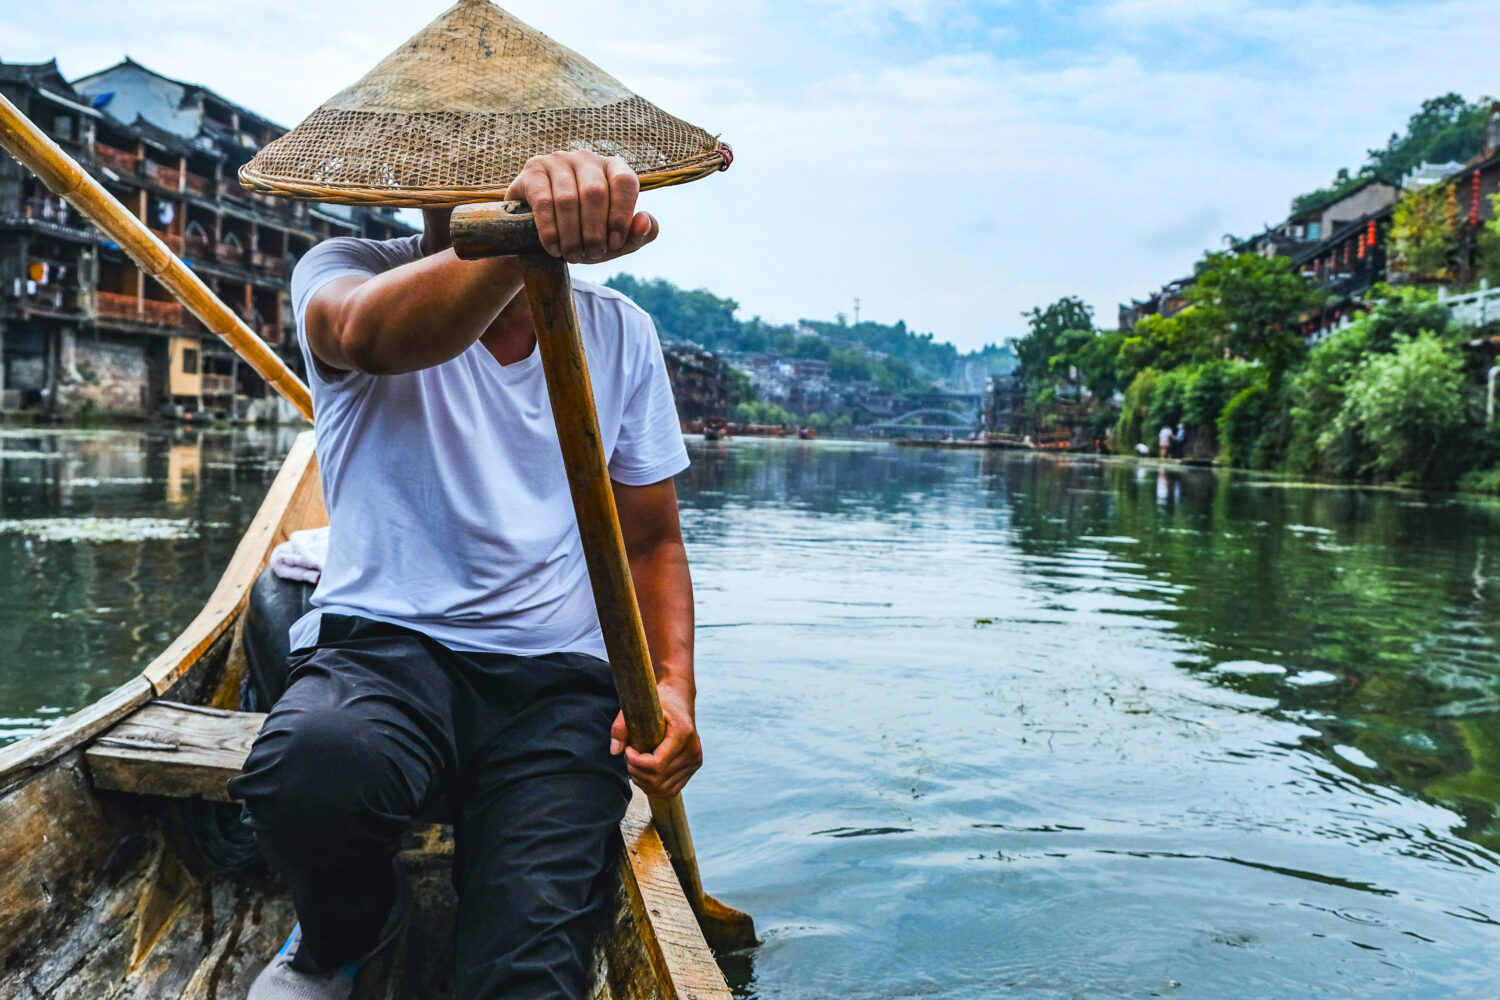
[85,701,265,801]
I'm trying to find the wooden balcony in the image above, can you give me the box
[184,234,212,259]
[150,229,184,254]
[93,142,139,175]
[22,287,82,315]
[143,160,183,191]
[95,291,183,326]
[202,373,235,397]
[95,290,140,320]
[24,197,76,226]
[141,298,184,325]
[217,179,248,203]
[183,173,210,197]
[215,243,246,267]
[251,251,286,277]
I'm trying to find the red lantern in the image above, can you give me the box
[1358,232,1366,259]
[1472,168,1483,227]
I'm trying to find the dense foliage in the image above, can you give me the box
[1017,245,1498,485]
[1291,93,1494,213]
[604,274,1017,387]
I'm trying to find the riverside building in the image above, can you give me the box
[0,58,415,419]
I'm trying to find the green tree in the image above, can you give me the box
[1289,93,1493,210]
[1335,332,1469,483]
[1015,297,1093,384]
[1114,368,1162,451]
[1389,184,1457,281]
[1368,94,1494,182]
[873,355,924,393]
[1479,192,1500,287]
[1184,252,1319,380]
[828,347,874,382]
[1117,311,1217,383]
[724,364,754,406]
[1068,330,1126,400]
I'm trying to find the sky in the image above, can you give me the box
[4,0,1499,351]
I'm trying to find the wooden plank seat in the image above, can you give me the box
[86,700,263,801]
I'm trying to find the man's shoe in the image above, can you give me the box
[249,867,409,999]
[247,925,357,1000]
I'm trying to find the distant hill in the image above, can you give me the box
[1291,93,1495,214]
[605,274,1016,386]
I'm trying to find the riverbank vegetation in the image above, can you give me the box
[1022,258,1500,487]
[1014,92,1500,488]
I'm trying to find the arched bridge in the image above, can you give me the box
[868,408,980,438]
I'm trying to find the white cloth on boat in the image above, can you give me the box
[270,527,330,585]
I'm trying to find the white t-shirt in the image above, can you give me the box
[285,234,689,659]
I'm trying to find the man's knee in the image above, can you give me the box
[233,706,421,857]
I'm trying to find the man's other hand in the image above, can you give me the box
[505,152,659,264]
[609,681,702,797]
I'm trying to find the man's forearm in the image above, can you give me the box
[331,250,524,374]
[629,538,696,697]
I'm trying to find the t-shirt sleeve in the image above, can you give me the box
[608,312,690,486]
[289,237,390,390]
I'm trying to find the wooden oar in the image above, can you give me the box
[453,201,758,953]
[0,92,313,421]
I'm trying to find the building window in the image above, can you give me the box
[52,115,74,142]
[1307,222,1321,241]
[182,348,199,375]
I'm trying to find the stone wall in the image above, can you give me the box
[56,328,151,416]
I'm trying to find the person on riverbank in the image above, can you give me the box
[1158,424,1177,459]
[228,5,722,999]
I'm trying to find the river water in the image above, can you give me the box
[3,428,1499,998]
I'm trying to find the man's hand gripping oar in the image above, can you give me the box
[450,193,758,954]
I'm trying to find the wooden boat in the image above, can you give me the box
[0,432,732,1000]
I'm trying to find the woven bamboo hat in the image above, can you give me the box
[239,0,730,207]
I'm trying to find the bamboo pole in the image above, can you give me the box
[0,92,313,421]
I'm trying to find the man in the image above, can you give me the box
[232,150,702,1000]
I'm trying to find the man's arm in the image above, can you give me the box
[609,478,701,797]
[303,152,658,376]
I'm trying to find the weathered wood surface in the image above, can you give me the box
[615,789,734,1000]
[0,676,155,793]
[86,702,266,801]
[450,199,545,258]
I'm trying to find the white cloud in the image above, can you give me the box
[2,0,1497,348]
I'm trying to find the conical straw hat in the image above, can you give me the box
[240,0,730,206]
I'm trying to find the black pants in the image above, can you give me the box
[228,614,630,1000]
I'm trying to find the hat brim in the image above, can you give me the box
[239,100,730,207]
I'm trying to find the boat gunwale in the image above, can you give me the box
[0,431,321,790]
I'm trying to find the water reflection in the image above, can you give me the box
[0,424,301,739]
[674,440,1500,998]
[7,432,1500,997]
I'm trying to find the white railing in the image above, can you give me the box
[1439,280,1500,327]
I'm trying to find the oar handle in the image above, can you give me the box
[451,200,546,258]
